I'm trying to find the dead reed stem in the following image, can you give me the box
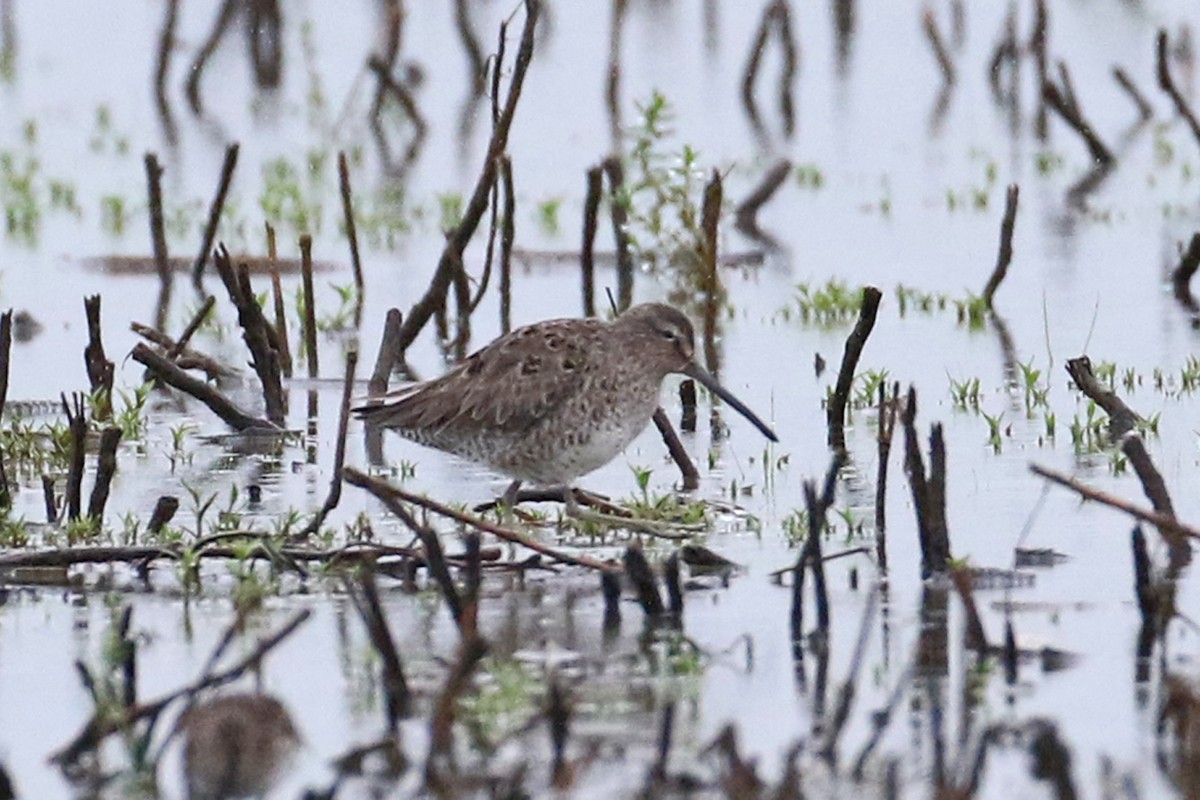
[874,381,900,570]
[901,387,951,577]
[700,170,723,378]
[1031,0,1048,139]
[392,0,538,355]
[603,156,635,312]
[652,409,700,490]
[1171,233,1200,318]
[499,154,515,334]
[265,224,293,379]
[922,6,956,87]
[826,286,882,452]
[337,152,365,328]
[368,308,404,396]
[300,234,318,379]
[83,295,114,421]
[581,165,603,317]
[1030,463,1200,541]
[144,154,171,331]
[85,427,122,522]
[790,452,844,644]
[184,0,238,115]
[63,393,86,521]
[213,244,286,425]
[190,143,239,288]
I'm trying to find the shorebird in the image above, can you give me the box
[355,303,777,510]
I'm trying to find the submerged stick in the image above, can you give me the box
[190,143,239,288]
[982,184,1019,309]
[1065,356,1185,565]
[826,286,882,451]
[499,154,515,334]
[790,452,844,643]
[131,343,278,431]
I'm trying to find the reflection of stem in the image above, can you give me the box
[606,0,628,153]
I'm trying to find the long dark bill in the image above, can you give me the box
[682,362,778,442]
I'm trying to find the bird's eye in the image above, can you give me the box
[659,329,677,341]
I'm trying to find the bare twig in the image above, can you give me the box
[63,393,87,521]
[83,295,114,421]
[902,388,951,577]
[131,344,279,432]
[144,154,171,331]
[1029,463,1200,540]
[212,245,285,425]
[1043,76,1114,164]
[652,409,700,490]
[393,0,539,353]
[922,6,956,87]
[581,165,603,318]
[368,308,404,396]
[190,143,240,288]
[343,467,614,572]
[603,156,635,312]
[300,234,318,378]
[345,569,411,727]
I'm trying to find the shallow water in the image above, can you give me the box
[0,0,1198,797]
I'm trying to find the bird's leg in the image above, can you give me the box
[501,480,523,508]
[473,480,524,515]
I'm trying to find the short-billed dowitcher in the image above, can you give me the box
[356,303,777,507]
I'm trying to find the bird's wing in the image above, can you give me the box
[355,318,604,437]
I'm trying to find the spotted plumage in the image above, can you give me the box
[355,303,777,491]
